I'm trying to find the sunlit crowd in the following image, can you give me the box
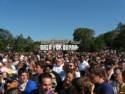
[0,50,125,94]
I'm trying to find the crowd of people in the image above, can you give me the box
[0,50,125,94]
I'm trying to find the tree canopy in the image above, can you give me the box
[0,22,125,52]
[73,28,95,51]
[73,22,125,52]
[0,28,40,52]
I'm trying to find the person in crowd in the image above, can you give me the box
[119,60,125,72]
[78,55,90,76]
[32,61,46,85]
[121,70,125,93]
[0,72,4,94]
[60,71,76,94]
[105,64,114,82]
[18,69,37,94]
[64,61,80,78]
[52,56,65,81]
[44,63,62,92]
[90,68,114,94]
[1,50,125,94]
[4,78,18,94]
[111,68,125,94]
[72,76,91,94]
[31,73,58,94]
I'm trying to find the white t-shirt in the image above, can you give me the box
[78,60,89,71]
[53,64,65,81]
[19,80,28,92]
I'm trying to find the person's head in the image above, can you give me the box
[120,61,125,71]
[122,70,125,82]
[35,61,45,75]
[19,69,29,83]
[44,64,53,73]
[90,68,105,84]
[67,62,76,72]
[45,58,51,65]
[114,68,123,83]
[39,73,53,93]
[64,72,75,87]
[80,55,85,62]
[17,62,27,70]
[56,56,64,66]
[105,64,113,75]
[29,61,36,72]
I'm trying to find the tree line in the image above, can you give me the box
[73,22,125,52]
[0,22,125,52]
[0,29,40,52]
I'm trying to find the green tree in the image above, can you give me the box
[0,28,40,52]
[0,28,13,40]
[0,28,14,51]
[95,23,124,50]
[24,36,34,52]
[94,36,106,51]
[0,39,4,51]
[14,34,26,52]
[73,28,95,51]
[96,29,120,49]
[112,24,125,51]
[33,41,41,51]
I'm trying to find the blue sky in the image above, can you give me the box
[0,0,125,41]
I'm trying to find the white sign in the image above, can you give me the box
[40,45,78,50]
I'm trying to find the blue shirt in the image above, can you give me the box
[24,80,38,94]
[96,82,114,94]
